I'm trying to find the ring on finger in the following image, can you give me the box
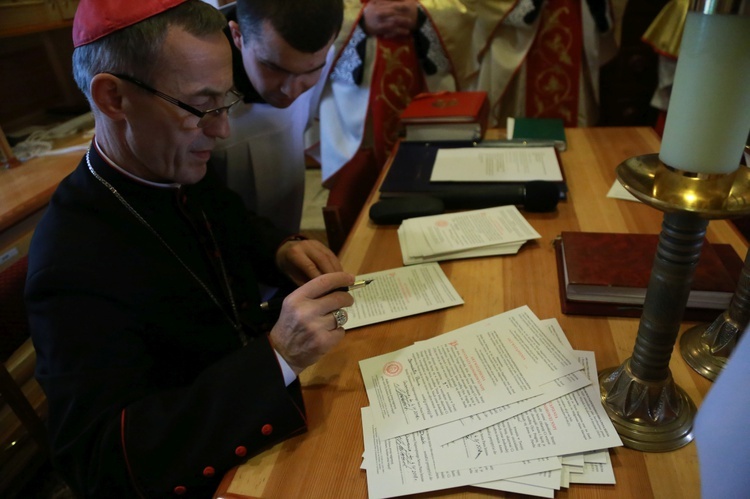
[332,308,348,329]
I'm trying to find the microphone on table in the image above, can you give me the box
[369,181,562,225]
[434,180,562,212]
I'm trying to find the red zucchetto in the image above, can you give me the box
[72,0,187,47]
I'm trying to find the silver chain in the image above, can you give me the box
[85,149,248,344]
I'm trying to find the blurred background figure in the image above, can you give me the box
[314,0,618,184]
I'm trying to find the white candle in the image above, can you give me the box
[659,13,750,174]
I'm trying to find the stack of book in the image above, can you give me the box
[554,231,743,320]
[400,91,489,142]
[397,205,541,265]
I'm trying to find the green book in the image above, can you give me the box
[508,117,567,151]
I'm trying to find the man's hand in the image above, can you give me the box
[363,0,419,39]
[276,239,344,286]
[269,272,355,375]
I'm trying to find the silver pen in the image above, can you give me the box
[261,279,374,312]
[334,279,374,293]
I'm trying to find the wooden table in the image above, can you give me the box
[0,138,86,233]
[216,127,748,499]
[0,135,86,271]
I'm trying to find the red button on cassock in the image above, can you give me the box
[203,466,215,477]
[261,424,273,436]
[235,446,247,457]
[173,485,187,495]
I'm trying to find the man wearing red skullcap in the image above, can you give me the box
[26,1,353,497]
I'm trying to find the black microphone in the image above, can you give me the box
[370,181,561,224]
[419,180,562,212]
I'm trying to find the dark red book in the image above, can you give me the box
[400,91,489,142]
[554,232,743,321]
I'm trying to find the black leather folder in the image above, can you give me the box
[379,140,567,210]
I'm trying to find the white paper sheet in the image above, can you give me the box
[359,306,582,439]
[398,226,524,265]
[399,205,541,257]
[428,370,590,446]
[361,407,562,499]
[430,351,622,470]
[568,451,616,484]
[343,263,463,330]
[361,312,620,497]
[430,147,563,182]
[606,180,640,202]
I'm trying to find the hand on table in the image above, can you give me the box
[276,238,344,286]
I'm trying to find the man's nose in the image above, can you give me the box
[202,111,231,139]
[281,74,315,101]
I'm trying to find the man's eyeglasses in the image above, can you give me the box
[108,73,243,129]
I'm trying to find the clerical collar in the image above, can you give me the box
[94,137,181,189]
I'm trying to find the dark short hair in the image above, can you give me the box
[72,0,227,102]
[235,0,343,53]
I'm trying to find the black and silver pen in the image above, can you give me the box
[333,279,374,293]
[260,279,374,312]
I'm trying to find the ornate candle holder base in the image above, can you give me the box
[680,246,750,381]
[680,322,730,381]
[599,362,696,452]
[599,154,750,452]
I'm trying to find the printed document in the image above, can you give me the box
[343,263,463,330]
[359,311,621,497]
[359,306,581,439]
[430,351,622,470]
[428,370,591,445]
[398,228,524,265]
[430,146,562,182]
[398,205,541,259]
[361,407,562,499]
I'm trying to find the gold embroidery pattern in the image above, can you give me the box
[372,42,423,162]
[526,2,582,126]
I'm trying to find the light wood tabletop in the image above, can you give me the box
[215,127,748,499]
[0,136,87,233]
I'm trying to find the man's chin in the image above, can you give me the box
[178,162,208,185]
[266,95,293,109]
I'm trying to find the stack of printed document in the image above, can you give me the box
[397,205,541,265]
[358,305,623,499]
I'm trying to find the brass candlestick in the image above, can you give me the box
[680,247,750,380]
[597,0,750,452]
[598,156,750,452]
[681,146,750,381]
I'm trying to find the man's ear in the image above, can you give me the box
[228,20,243,50]
[90,73,126,120]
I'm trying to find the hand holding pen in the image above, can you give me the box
[268,273,370,374]
[261,279,374,314]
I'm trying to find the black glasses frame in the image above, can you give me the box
[108,73,243,128]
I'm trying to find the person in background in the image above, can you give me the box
[25,1,353,496]
[317,0,459,181]
[317,0,617,183]
[211,0,343,234]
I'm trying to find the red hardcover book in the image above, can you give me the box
[554,232,742,321]
[400,91,489,142]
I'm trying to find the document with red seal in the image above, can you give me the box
[343,262,463,330]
